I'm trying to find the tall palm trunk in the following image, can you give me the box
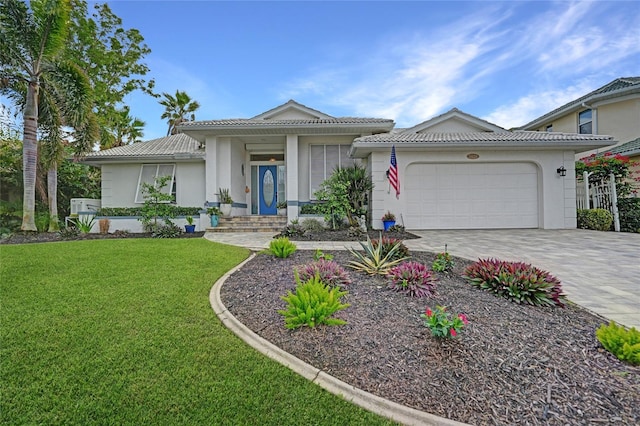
[47,164,59,231]
[21,79,39,231]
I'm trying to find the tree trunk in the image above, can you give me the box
[21,79,39,231]
[47,164,60,231]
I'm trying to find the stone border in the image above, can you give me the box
[210,253,468,426]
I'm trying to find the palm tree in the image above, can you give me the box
[159,90,200,136]
[100,106,145,149]
[1,0,98,231]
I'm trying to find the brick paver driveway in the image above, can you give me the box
[405,229,640,329]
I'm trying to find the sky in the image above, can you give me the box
[4,0,640,141]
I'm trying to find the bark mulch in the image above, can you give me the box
[220,250,639,425]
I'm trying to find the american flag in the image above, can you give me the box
[389,145,399,199]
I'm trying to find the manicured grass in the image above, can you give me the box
[0,239,394,425]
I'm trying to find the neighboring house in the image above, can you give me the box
[82,100,612,230]
[604,137,640,195]
[520,77,640,155]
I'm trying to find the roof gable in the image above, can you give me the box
[403,108,506,133]
[252,99,333,120]
[521,77,640,129]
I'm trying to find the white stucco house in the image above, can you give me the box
[81,100,613,230]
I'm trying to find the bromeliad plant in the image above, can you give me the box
[371,236,410,261]
[387,261,437,298]
[347,233,409,275]
[463,258,565,307]
[421,305,468,338]
[295,259,351,288]
[268,237,297,258]
[278,273,351,329]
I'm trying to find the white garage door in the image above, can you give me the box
[404,163,539,229]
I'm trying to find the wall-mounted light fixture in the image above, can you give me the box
[556,166,567,177]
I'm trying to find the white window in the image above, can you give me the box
[135,164,176,203]
[546,124,553,132]
[578,109,592,134]
[309,144,355,197]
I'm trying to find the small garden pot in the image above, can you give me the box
[383,220,396,231]
[184,224,196,233]
[210,215,219,227]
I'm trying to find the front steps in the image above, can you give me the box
[205,215,287,233]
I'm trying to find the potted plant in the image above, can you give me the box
[277,200,287,216]
[382,211,396,231]
[218,188,233,216]
[207,207,221,227]
[184,215,196,233]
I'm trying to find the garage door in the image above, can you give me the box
[404,163,539,229]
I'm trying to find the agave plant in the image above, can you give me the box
[347,233,409,275]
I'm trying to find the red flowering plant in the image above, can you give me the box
[421,305,468,338]
[576,152,638,197]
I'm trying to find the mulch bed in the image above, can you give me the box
[221,250,640,425]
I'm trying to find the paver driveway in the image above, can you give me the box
[404,229,640,329]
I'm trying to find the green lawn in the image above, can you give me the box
[0,239,394,425]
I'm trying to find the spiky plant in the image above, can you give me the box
[347,233,409,275]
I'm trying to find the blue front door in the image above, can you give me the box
[259,165,277,215]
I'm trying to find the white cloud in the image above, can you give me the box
[482,80,597,129]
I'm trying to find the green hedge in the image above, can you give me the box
[577,208,613,231]
[618,198,640,233]
[97,206,202,217]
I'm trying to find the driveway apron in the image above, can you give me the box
[405,229,640,329]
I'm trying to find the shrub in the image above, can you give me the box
[278,274,350,329]
[463,258,565,307]
[280,219,304,237]
[348,234,409,275]
[432,250,454,273]
[421,306,468,338]
[596,322,640,365]
[301,218,325,232]
[269,237,297,258]
[347,225,366,239]
[73,215,95,233]
[387,261,437,298]
[313,249,333,261]
[152,223,182,238]
[371,236,410,261]
[58,225,79,239]
[387,224,405,233]
[577,208,613,231]
[299,203,321,215]
[97,206,201,217]
[295,259,351,288]
[618,198,640,233]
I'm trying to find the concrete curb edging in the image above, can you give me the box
[210,253,468,426]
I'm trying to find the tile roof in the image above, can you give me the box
[82,133,203,161]
[606,137,640,156]
[180,117,393,127]
[520,77,640,129]
[354,131,613,144]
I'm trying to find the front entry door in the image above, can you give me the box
[259,165,277,215]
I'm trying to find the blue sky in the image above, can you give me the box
[4,1,640,140]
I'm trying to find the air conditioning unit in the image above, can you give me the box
[70,198,101,216]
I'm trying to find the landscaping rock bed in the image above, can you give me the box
[221,250,640,425]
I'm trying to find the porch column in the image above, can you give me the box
[286,134,299,220]
[205,136,217,203]
[216,137,232,195]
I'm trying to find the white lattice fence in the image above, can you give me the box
[576,172,620,231]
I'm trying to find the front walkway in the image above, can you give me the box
[204,229,640,329]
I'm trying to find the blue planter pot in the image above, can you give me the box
[383,220,396,231]
[210,215,219,227]
[185,224,196,233]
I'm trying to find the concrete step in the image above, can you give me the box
[206,215,286,233]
